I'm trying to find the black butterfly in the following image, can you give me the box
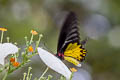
[56,12,87,66]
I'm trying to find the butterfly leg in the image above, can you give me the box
[81,37,88,45]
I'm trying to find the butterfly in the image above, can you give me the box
[56,12,87,67]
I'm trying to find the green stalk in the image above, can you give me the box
[2,63,10,80]
[23,73,27,80]
[6,37,10,43]
[26,67,32,80]
[1,31,4,43]
[24,36,29,47]
[29,34,34,45]
[39,67,49,80]
[47,75,53,80]
[2,72,8,80]
[35,34,43,52]
[70,72,74,80]
[29,74,32,80]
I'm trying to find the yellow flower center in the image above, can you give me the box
[10,57,15,62]
[70,68,77,72]
[28,46,34,52]
[31,30,38,35]
[12,62,20,67]
[0,28,7,31]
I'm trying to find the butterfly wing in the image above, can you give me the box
[57,12,80,53]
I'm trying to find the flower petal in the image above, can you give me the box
[37,47,71,80]
[0,43,18,65]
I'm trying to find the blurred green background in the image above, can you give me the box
[0,0,120,80]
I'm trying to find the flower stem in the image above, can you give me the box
[29,34,33,45]
[2,72,8,80]
[2,64,10,80]
[29,74,32,80]
[47,75,53,80]
[15,54,17,62]
[24,36,29,47]
[70,72,74,80]
[26,67,32,80]
[6,37,10,43]
[23,73,27,80]
[1,31,4,43]
[35,34,43,52]
[39,67,49,80]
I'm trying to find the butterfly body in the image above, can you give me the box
[56,12,87,66]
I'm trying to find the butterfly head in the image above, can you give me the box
[57,51,64,60]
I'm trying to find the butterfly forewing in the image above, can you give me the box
[57,12,80,53]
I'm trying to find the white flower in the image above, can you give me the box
[0,43,18,65]
[37,47,72,80]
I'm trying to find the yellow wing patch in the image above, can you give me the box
[64,56,81,67]
[64,43,87,61]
